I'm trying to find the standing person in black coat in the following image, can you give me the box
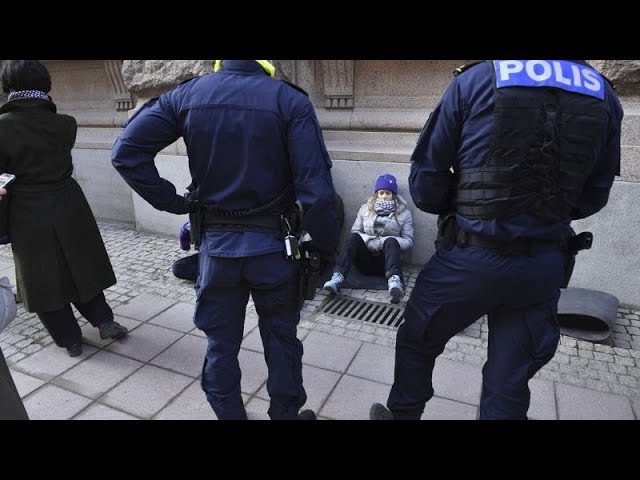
[0,60,128,358]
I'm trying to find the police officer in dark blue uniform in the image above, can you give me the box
[112,60,340,420]
[370,60,623,420]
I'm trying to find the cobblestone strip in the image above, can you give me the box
[1,220,639,401]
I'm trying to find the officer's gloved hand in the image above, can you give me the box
[368,237,383,253]
[0,234,10,245]
[179,222,191,251]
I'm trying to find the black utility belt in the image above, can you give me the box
[457,230,563,255]
[201,212,281,233]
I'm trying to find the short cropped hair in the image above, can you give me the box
[0,60,51,94]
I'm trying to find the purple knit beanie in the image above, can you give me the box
[374,174,398,194]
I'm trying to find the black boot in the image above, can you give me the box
[297,409,317,420]
[98,321,129,340]
[370,403,394,420]
[66,343,83,357]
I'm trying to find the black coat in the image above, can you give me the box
[0,99,116,312]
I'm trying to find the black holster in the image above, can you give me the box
[279,204,303,240]
[189,208,203,250]
[560,231,593,288]
[299,247,322,306]
[561,253,576,289]
[436,212,458,250]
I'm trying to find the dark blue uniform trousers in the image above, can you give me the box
[194,251,305,420]
[388,244,564,420]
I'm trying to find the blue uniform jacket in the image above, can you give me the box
[409,61,623,241]
[112,60,339,257]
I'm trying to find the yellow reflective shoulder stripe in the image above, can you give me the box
[255,60,275,78]
[213,60,276,78]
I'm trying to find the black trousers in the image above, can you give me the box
[172,253,200,282]
[36,292,113,348]
[335,233,403,282]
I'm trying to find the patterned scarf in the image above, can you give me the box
[374,199,396,216]
[8,90,51,101]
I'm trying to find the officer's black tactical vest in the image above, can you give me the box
[455,60,609,222]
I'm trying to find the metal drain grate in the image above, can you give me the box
[317,295,405,328]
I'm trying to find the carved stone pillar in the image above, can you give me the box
[589,60,640,95]
[273,60,296,83]
[121,60,213,109]
[321,60,354,109]
[104,60,133,111]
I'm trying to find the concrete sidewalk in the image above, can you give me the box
[1,220,639,420]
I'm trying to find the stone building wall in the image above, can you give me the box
[115,60,640,305]
[1,60,639,304]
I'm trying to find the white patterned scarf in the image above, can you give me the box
[8,90,51,101]
[374,199,396,216]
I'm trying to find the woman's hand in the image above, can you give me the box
[368,237,383,252]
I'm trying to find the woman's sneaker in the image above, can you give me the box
[323,272,345,295]
[388,275,405,304]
